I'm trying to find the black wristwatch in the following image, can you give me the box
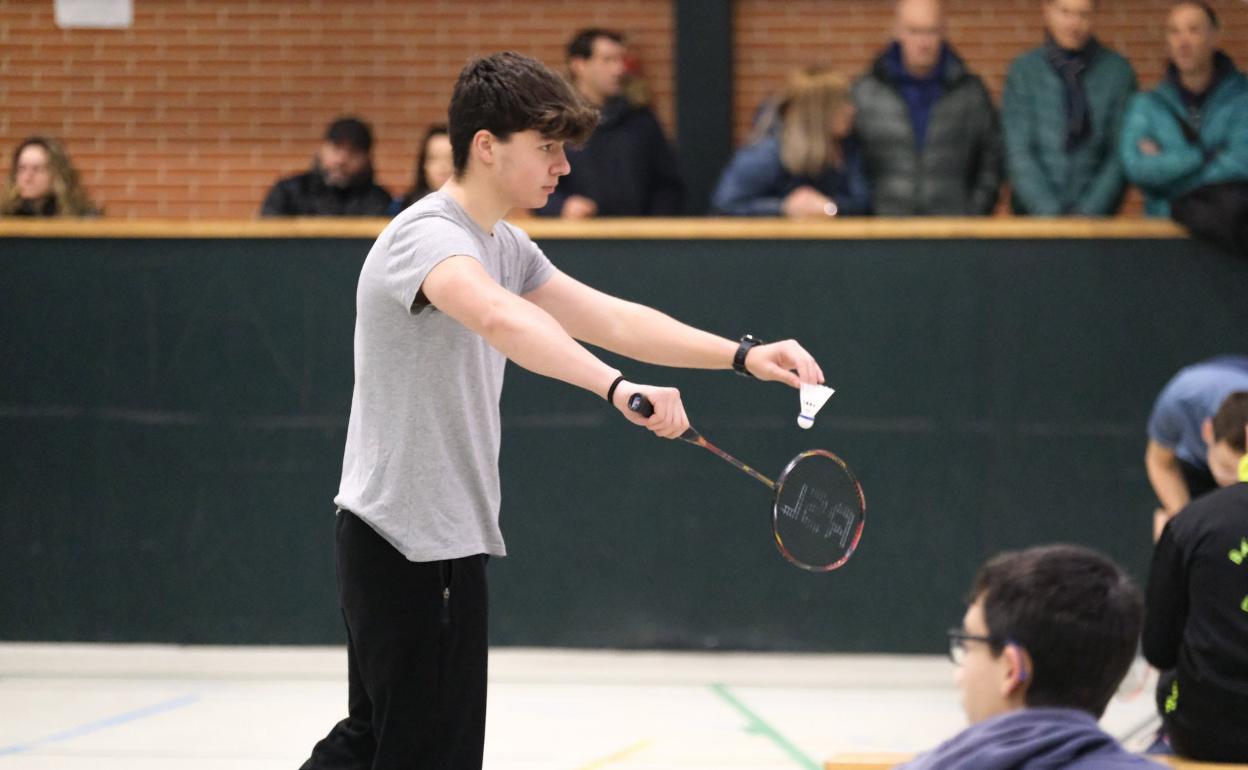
[733,334,764,377]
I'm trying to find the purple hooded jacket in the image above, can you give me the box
[895,708,1164,770]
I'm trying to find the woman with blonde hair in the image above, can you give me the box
[2,136,98,217]
[712,67,870,217]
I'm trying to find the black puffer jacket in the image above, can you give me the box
[536,97,685,216]
[260,162,392,217]
[852,45,1003,216]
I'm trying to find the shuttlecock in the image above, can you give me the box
[797,383,835,429]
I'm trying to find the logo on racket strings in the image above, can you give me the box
[780,484,856,547]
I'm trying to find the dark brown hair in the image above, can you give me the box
[567,28,625,62]
[399,124,449,208]
[1212,391,1248,452]
[448,52,598,175]
[970,544,1143,717]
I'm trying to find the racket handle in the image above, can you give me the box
[627,393,654,418]
[627,394,700,442]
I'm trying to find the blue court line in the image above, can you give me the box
[0,693,200,756]
[710,683,821,770]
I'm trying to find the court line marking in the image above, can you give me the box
[710,683,820,770]
[574,737,654,769]
[0,693,199,756]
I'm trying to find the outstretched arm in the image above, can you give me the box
[524,270,825,388]
[422,255,689,437]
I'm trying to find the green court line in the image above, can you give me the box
[710,682,820,770]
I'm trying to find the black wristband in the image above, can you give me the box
[605,375,626,404]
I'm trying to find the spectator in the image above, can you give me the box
[1003,0,1137,216]
[711,67,870,217]
[535,28,684,217]
[1,136,98,217]
[261,116,392,217]
[1146,356,1248,536]
[1120,2,1248,218]
[389,124,454,215]
[852,0,1002,216]
[897,544,1159,770]
[1144,401,1248,760]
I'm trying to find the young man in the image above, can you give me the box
[899,544,1161,770]
[534,28,685,218]
[299,52,825,770]
[1002,0,1137,216]
[1120,1,1248,217]
[852,0,1002,216]
[260,116,392,217]
[1145,415,1248,760]
[1146,356,1248,537]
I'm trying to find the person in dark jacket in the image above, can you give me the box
[897,544,1161,770]
[535,28,684,218]
[1,136,99,217]
[261,116,392,217]
[1144,395,1248,761]
[388,124,454,216]
[712,67,870,217]
[852,0,1002,216]
[1003,0,1137,216]
[1120,2,1248,218]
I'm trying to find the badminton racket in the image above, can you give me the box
[629,394,865,572]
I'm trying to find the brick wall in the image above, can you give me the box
[2,1,1246,218]
[0,0,674,218]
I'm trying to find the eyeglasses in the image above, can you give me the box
[946,628,998,665]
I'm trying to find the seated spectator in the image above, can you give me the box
[711,67,870,217]
[388,124,454,216]
[852,0,1002,216]
[897,544,1159,770]
[535,28,684,218]
[1,136,98,217]
[1144,399,1248,760]
[1146,356,1248,536]
[1120,2,1248,218]
[1003,0,1137,216]
[261,116,391,217]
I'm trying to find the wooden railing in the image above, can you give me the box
[0,217,1186,240]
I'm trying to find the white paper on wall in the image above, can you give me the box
[54,0,134,29]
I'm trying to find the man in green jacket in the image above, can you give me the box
[1003,0,1136,216]
[1120,2,1248,218]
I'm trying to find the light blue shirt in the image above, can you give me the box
[1148,356,1248,467]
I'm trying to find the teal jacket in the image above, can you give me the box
[1120,53,1248,217]
[1002,42,1137,216]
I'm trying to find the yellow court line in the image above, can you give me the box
[575,738,655,770]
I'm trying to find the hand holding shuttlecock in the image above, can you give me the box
[797,383,835,429]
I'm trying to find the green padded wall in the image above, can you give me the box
[2,235,1244,651]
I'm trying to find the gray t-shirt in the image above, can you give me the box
[334,192,555,561]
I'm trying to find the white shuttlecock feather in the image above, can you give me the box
[797,383,835,429]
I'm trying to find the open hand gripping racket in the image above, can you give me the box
[629,394,865,572]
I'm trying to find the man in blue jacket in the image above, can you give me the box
[897,544,1163,770]
[1003,0,1137,216]
[1120,2,1248,217]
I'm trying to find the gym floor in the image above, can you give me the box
[0,643,1160,769]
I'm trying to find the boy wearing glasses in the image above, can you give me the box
[900,544,1160,770]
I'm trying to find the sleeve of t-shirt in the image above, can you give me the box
[384,214,483,313]
[1147,386,1185,448]
[508,224,556,294]
[1142,518,1189,670]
